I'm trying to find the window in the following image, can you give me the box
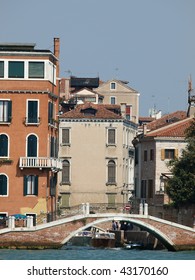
[107,193,116,208]
[24,175,38,196]
[126,105,131,120]
[108,160,116,184]
[110,82,116,90]
[141,180,147,198]
[0,61,4,78]
[62,129,70,145]
[8,61,24,78]
[27,100,39,124]
[61,193,70,208]
[0,174,8,196]
[148,179,153,198]
[50,136,57,157]
[28,62,44,78]
[108,129,116,145]
[161,149,178,160]
[0,134,8,157]
[27,134,37,157]
[110,97,116,104]
[48,101,54,124]
[150,149,154,161]
[144,150,147,161]
[0,100,12,122]
[62,160,70,184]
[50,174,57,196]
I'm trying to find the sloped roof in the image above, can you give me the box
[96,79,139,93]
[146,111,187,131]
[146,117,194,137]
[59,102,122,120]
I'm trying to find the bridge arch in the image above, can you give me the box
[61,216,175,251]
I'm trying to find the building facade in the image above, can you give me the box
[96,79,140,124]
[58,103,137,210]
[0,38,61,223]
[133,114,193,218]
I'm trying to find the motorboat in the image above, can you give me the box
[123,241,143,250]
[91,232,116,248]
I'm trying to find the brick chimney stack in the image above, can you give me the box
[54,37,60,59]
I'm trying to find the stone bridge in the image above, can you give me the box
[0,213,195,251]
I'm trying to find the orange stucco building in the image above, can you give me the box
[0,38,62,224]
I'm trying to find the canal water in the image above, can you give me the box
[0,247,195,260]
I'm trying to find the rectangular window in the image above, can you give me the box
[110,82,116,90]
[161,149,178,160]
[144,150,147,161]
[29,62,44,78]
[110,97,116,104]
[0,61,4,78]
[50,175,57,196]
[62,129,70,145]
[150,149,154,161]
[8,61,24,78]
[0,100,12,122]
[24,175,38,196]
[62,160,70,184]
[107,193,116,208]
[165,149,175,159]
[148,179,153,198]
[27,100,38,123]
[126,105,131,120]
[61,193,70,208]
[48,101,54,124]
[108,129,116,145]
[141,180,147,198]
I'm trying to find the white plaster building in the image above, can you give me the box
[58,102,137,209]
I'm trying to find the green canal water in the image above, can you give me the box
[0,247,195,260]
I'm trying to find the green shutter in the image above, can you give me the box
[24,176,28,196]
[34,176,38,195]
[8,61,24,78]
[8,101,12,122]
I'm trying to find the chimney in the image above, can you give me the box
[54,37,60,59]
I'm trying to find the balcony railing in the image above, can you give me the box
[19,157,62,172]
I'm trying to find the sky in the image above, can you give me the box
[0,0,195,116]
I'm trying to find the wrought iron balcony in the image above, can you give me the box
[19,157,62,172]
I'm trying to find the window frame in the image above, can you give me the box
[8,61,24,78]
[107,160,117,185]
[0,134,9,157]
[0,174,8,196]
[24,175,38,196]
[61,160,71,184]
[0,100,12,123]
[28,61,44,79]
[110,96,116,105]
[26,99,40,125]
[110,82,116,90]
[61,128,70,146]
[0,61,4,78]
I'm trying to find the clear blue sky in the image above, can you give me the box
[1,0,195,116]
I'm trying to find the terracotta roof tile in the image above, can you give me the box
[59,102,122,120]
[147,111,187,131]
[147,117,194,137]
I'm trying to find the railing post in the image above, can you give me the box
[86,202,90,215]
[8,216,15,229]
[144,203,148,216]
[27,216,33,228]
[139,203,143,215]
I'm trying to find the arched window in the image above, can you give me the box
[0,174,8,196]
[108,160,116,184]
[62,160,70,184]
[27,134,37,157]
[0,134,8,157]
